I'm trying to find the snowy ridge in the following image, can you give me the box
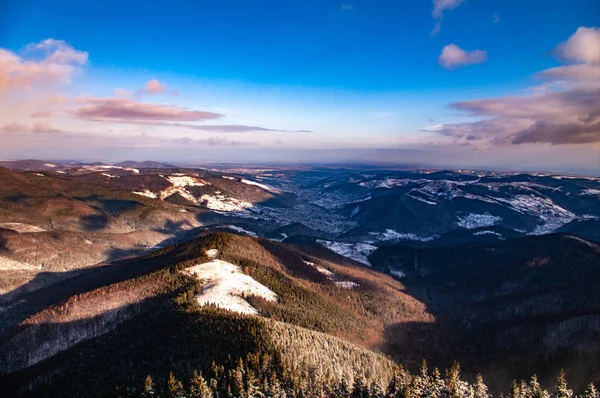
[316,240,377,266]
[369,229,436,242]
[241,179,278,192]
[223,225,257,237]
[83,165,140,174]
[181,258,278,315]
[473,230,503,237]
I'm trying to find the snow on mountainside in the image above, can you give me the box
[181,254,278,315]
[457,213,502,229]
[316,240,377,266]
[241,179,278,192]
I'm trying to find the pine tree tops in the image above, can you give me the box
[474,374,490,398]
[189,371,212,398]
[142,375,156,398]
[553,370,573,398]
[132,358,594,398]
[167,372,185,398]
[583,384,598,398]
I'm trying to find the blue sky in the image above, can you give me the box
[0,0,599,174]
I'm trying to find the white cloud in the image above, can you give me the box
[438,44,487,69]
[554,27,600,65]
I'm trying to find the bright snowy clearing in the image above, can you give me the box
[317,240,377,266]
[457,213,502,229]
[241,179,278,192]
[181,259,278,315]
[369,229,435,242]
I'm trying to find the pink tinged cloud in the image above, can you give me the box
[554,27,600,65]
[164,136,257,146]
[0,39,87,93]
[144,79,166,94]
[30,109,54,118]
[431,0,465,35]
[431,26,600,146]
[438,44,487,69]
[69,98,223,123]
[32,121,61,134]
[432,0,465,18]
[1,123,29,133]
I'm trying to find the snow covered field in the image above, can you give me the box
[316,240,377,266]
[181,257,278,315]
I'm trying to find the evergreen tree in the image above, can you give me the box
[583,384,598,398]
[552,370,573,398]
[529,374,549,398]
[351,377,370,398]
[245,369,262,398]
[142,376,156,398]
[370,381,385,398]
[430,368,444,398]
[189,370,213,398]
[416,360,431,398]
[168,372,186,398]
[337,376,351,398]
[267,373,286,398]
[473,375,489,398]
[386,369,406,398]
[446,362,461,398]
[230,362,245,398]
[509,381,520,398]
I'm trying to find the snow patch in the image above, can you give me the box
[334,281,359,289]
[580,189,600,197]
[133,190,158,199]
[473,230,502,237]
[223,225,257,237]
[369,229,436,242]
[84,165,140,174]
[44,163,56,168]
[390,269,406,279]
[359,178,409,189]
[200,194,253,212]
[222,176,236,180]
[317,240,377,266]
[205,249,219,259]
[0,223,46,233]
[181,259,278,315]
[241,179,277,192]
[166,175,209,187]
[457,213,502,229]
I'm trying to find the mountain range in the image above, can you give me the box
[0,160,598,397]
